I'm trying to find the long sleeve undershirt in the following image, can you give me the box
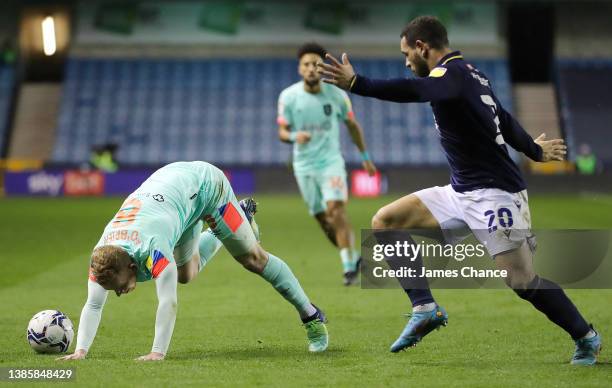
[75,263,178,355]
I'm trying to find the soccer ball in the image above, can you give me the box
[26,310,74,354]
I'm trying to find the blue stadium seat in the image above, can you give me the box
[52,58,512,166]
[0,64,15,155]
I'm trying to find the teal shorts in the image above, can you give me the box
[295,163,348,215]
[173,166,258,265]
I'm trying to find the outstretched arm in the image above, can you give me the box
[57,280,108,360]
[494,99,543,161]
[497,102,566,162]
[318,53,461,103]
[136,262,178,361]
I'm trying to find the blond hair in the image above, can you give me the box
[90,245,132,285]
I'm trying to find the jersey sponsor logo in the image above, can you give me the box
[146,250,170,278]
[323,104,332,116]
[429,67,447,78]
[64,170,104,196]
[218,202,243,233]
[471,72,490,87]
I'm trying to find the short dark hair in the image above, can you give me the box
[400,16,449,49]
[297,42,327,60]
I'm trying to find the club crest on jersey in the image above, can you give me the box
[429,67,447,78]
[146,250,170,278]
[323,104,332,116]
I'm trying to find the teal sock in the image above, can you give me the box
[198,229,222,271]
[260,254,314,319]
[352,249,361,263]
[340,248,353,272]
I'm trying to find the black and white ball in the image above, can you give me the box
[27,310,74,354]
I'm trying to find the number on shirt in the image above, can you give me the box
[484,208,514,233]
[480,94,505,145]
[111,197,142,228]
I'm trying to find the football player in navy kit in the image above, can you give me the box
[318,15,601,365]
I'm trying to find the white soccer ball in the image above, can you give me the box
[26,310,74,354]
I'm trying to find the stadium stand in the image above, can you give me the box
[52,58,512,166]
[0,64,15,156]
[556,59,612,164]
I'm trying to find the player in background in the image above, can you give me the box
[57,161,328,361]
[277,42,377,286]
[318,16,601,365]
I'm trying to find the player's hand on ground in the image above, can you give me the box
[135,352,165,361]
[363,160,377,176]
[56,349,87,361]
[317,53,356,90]
[534,133,567,162]
[296,131,312,144]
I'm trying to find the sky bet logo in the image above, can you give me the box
[27,172,64,196]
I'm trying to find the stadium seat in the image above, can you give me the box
[0,64,15,155]
[52,58,513,166]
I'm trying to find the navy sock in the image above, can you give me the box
[374,230,435,307]
[515,276,590,340]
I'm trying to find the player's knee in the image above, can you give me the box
[325,202,344,220]
[314,213,329,227]
[177,270,193,284]
[504,269,535,291]
[236,245,267,274]
[372,208,395,229]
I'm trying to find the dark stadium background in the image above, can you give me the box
[0,1,611,387]
[1,0,611,195]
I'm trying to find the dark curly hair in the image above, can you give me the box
[400,15,449,50]
[297,42,327,60]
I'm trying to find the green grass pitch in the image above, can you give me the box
[1,194,611,387]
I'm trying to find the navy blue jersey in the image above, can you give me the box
[351,51,542,193]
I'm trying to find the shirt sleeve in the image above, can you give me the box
[350,66,462,103]
[146,240,174,279]
[495,97,543,161]
[74,279,109,352]
[337,89,355,121]
[277,90,293,127]
[151,261,178,355]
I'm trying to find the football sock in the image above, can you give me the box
[260,253,315,319]
[582,330,597,340]
[352,249,361,263]
[514,275,591,340]
[340,248,353,273]
[413,302,437,313]
[198,229,222,272]
[373,230,436,307]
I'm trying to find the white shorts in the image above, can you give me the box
[414,185,534,257]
